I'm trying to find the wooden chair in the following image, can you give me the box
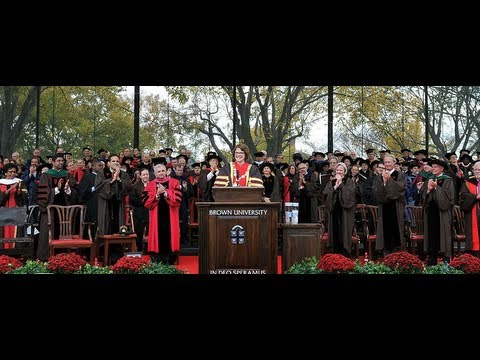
[318,204,360,259]
[365,205,379,259]
[188,219,199,247]
[405,205,425,256]
[318,205,328,255]
[47,205,94,262]
[452,205,466,256]
[0,206,35,260]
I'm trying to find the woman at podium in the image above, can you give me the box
[214,144,263,188]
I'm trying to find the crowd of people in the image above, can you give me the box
[1,144,478,265]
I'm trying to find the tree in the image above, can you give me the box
[166,86,328,161]
[411,86,480,156]
[0,86,44,157]
[334,86,424,156]
[9,86,133,158]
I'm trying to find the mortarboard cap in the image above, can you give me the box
[207,154,222,163]
[428,158,448,169]
[292,153,303,161]
[97,148,106,155]
[152,157,167,166]
[254,152,264,157]
[259,162,276,173]
[444,152,456,160]
[413,149,428,156]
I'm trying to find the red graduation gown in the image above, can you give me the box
[0,183,18,248]
[144,177,182,253]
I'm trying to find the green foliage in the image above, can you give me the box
[138,261,184,274]
[75,264,113,274]
[7,260,51,274]
[285,256,322,274]
[352,261,394,274]
[422,263,464,275]
[10,86,133,158]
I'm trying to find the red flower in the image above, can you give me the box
[383,251,424,273]
[46,253,87,274]
[450,253,480,274]
[0,255,22,274]
[318,253,355,273]
[110,256,149,274]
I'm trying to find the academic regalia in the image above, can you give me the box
[262,174,280,202]
[78,169,98,223]
[419,175,455,259]
[292,171,321,223]
[174,175,193,244]
[95,168,132,236]
[129,180,150,251]
[143,177,182,256]
[363,174,379,205]
[36,168,78,261]
[317,172,332,206]
[282,174,291,203]
[214,162,263,188]
[197,167,219,202]
[323,176,356,254]
[373,170,406,252]
[458,178,480,252]
[0,178,27,248]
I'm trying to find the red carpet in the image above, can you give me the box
[175,256,283,274]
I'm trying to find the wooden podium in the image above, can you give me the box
[198,187,279,274]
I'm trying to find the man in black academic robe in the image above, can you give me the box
[372,155,406,256]
[36,153,78,261]
[419,159,455,264]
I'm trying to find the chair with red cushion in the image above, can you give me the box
[47,205,94,262]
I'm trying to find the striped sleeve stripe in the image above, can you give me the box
[249,178,264,187]
[141,191,149,205]
[214,176,229,187]
[173,188,182,203]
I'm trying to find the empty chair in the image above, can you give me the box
[405,205,425,256]
[47,205,94,261]
[365,205,379,258]
[452,205,466,256]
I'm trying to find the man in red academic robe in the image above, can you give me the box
[143,164,182,264]
[459,161,480,257]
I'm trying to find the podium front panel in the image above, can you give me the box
[198,202,279,274]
